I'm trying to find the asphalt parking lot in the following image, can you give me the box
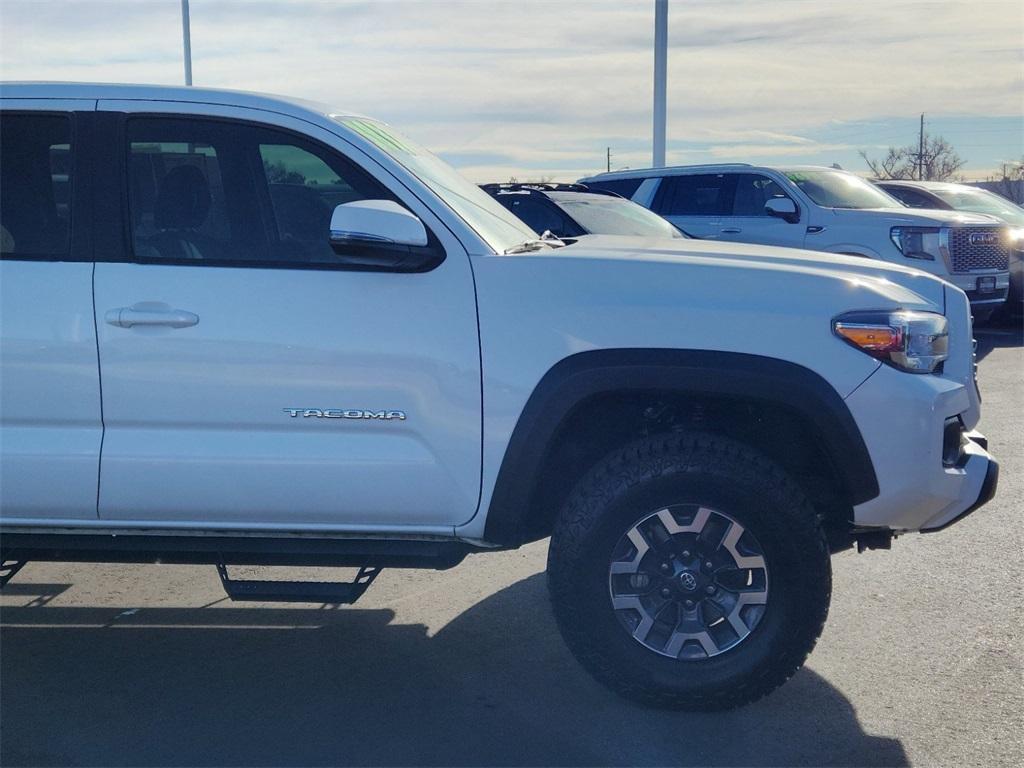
[1,325,1021,768]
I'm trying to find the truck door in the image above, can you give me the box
[0,106,102,520]
[91,103,482,530]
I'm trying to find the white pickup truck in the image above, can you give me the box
[0,83,999,711]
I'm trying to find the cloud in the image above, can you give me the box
[1,0,1021,180]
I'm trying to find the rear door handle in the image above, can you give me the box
[105,306,199,329]
[721,227,742,234]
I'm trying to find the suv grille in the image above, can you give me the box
[948,227,1010,273]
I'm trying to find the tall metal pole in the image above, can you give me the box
[652,0,668,168]
[918,113,925,180]
[181,0,193,86]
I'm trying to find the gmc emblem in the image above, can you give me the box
[969,232,999,246]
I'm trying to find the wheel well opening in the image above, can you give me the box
[518,390,855,551]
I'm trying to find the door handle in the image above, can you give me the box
[721,227,742,234]
[105,306,199,329]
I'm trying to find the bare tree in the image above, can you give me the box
[860,132,966,181]
[990,158,1024,204]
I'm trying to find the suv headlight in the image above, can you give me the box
[890,226,941,260]
[1009,227,1024,253]
[833,310,948,373]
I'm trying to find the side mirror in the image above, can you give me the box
[764,197,799,223]
[329,200,443,271]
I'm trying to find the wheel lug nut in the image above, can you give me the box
[661,588,672,598]
[705,585,716,595]
[684,600,694,608]
[682,550,691,558]
[705,561,713,569]
[660,563,671,573]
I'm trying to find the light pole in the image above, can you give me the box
[652,0,667,167]
[181,0,193,86]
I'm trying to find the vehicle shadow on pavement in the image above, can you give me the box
[974,323,1023,362]
[0,573,907,767]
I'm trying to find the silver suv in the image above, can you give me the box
[581,164,1012,322]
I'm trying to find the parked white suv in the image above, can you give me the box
[0,84,999,711]
[581,164,1012,322]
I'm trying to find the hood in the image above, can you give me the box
[536,234,948,310]
[827,207,1004,228]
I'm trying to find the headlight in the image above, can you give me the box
[890,226,941,260]
[833,310,949,373]
[1009,227,1024,252]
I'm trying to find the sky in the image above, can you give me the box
[1,0,1021,182]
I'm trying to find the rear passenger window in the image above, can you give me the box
[731,174,793,216]
[0,113,73,258]
[653,174,735,217]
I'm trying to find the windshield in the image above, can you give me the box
[783,169,902,209]
[930,187,1024,225]
[555,196,685,238]
[335,117,538,251]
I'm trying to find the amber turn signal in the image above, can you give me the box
[833,323,902,353]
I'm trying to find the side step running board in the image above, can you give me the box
[215,563,381,604]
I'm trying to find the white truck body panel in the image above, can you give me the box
[0,261,102,519]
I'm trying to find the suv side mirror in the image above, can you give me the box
[764,197,799,223]
[329,200,443,271]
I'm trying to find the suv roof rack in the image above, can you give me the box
[581,163,754,180]
[480,182,622,197]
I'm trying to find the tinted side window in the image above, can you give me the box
[127,118,263,263]
[653,174,735,216]
[732,174,793,216]
[495,195,580,237]
[884,187,936,209]
[586,178,643,198]
[0,113,73,258]
[256,133,392,264]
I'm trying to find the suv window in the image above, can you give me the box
[653,174,736,217]
[586,178,643,199]
[732,173,792,216]
[0,113,73,258]
[495,195,577,237]
[884,186,941,209]
[126,118,392,267]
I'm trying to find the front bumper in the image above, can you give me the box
[922,444,999,532]
[947,272,1010,307]
[845,365,997,532]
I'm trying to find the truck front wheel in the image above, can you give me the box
[547,432,831,710]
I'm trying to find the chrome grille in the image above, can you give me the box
[948,227,1010,273]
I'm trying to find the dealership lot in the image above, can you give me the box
[1,326,1021,768]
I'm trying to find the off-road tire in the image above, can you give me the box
[547,432,831,710]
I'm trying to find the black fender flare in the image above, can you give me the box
[483,349,878,546]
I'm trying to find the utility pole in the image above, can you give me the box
[607,146,611,173]
[652,0,667,168]
[181,0,193,86]
[918,113,925,180]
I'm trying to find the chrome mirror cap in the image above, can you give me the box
[329,200,428,248]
